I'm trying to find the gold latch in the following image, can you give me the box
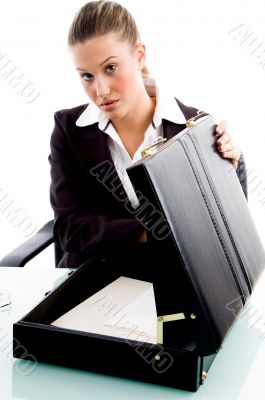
[157,312,185,344]
[141,136,167,158]
[185,111,208,127]
[201,370,207,383]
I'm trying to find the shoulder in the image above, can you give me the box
[50,103,91,155]
[53,103,89,129]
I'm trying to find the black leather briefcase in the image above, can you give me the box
[13,114,265,392]
[126,113,265,354]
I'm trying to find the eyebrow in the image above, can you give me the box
[76,56,118,71]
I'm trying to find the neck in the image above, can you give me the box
[111,85,156,136]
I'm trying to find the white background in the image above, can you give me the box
[0,0,265,267]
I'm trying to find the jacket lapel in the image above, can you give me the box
[162,119,187,140]
[74,124,135,211]
[162,96,200,140]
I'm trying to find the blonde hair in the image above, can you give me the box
[68,0,149,78]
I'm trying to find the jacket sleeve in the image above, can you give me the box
[49,111,145,257]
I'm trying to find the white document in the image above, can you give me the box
[51,276,157,343]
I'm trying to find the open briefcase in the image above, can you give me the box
[13,113,265,392]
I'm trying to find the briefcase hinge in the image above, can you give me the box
[185,111,208,127]
[157,312,185,344]
[141,136,167,158]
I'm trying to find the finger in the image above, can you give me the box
[215,120,228,136]
[221,149,239,161]
[216,131,231,145]
[217,142,233,153]
[221,150,239,168]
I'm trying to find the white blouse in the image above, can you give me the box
[75,76,187,208]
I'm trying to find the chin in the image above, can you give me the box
[108,109,125,120]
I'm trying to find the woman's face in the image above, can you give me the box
[70,32,146,121]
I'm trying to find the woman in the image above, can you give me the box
[49,0,246,269]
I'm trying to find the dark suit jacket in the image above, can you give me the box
[49,98,247,268]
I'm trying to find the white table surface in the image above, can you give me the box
[1,266,265,400]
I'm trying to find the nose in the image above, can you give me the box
[95,76,110,97]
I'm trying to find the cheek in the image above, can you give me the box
[114,65,138,93]
[116,78,131,94]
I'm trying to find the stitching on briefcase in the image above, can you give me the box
[188,133,252,296]
[179,140,246,307]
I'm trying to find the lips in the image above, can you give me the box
[100,100,117,106]
[99,100,119,111]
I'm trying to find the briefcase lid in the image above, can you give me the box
[127,114,265,356]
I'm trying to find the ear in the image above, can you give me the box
[133,42,146,69]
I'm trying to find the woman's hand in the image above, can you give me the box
[215,121,241,169]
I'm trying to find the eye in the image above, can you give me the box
[80,64,117,82]
[105,64,117,73]
[81,73,93,82]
